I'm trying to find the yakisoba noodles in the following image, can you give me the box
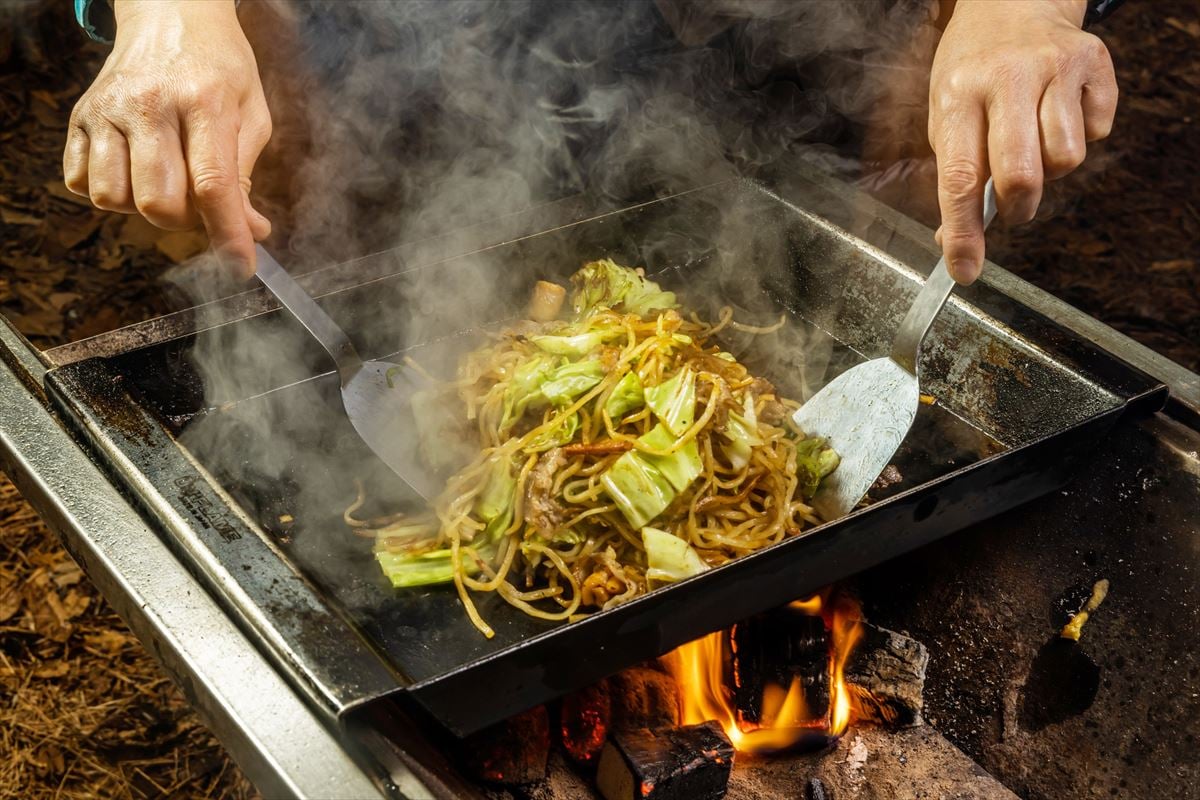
[347,259,839,638]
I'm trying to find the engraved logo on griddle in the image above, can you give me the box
[173,475,242,543]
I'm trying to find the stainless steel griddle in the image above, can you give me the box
[32,171,1171,740]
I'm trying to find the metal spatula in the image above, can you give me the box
[255,245,437,500]
[793,179,998,521]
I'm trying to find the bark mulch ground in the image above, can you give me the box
[0,1,1196,799]
[0,479,257,799]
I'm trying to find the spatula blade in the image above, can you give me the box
[341,361,442,502]
[791,357,919,521]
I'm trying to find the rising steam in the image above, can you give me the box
[169,0,943,600]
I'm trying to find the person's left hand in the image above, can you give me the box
[928,0,1118,284]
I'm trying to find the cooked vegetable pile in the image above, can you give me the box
[353,259,838,638]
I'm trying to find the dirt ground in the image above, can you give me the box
[0,1,1196,798]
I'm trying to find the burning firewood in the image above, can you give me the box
[596,721,735,800]
[561,680,613,766]
[731,608,829,726]
[561,665,682,766]
[461,705,551,785]
[844,623,929,728]
[608,666,681,732]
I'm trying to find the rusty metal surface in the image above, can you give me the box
[39,175,1167,737]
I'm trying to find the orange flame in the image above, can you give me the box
[661,593,864,754]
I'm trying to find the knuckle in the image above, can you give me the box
[135,192,180,221]
[1056,140,1087,170]
[191,170,237,204]
[183,83,230,116]
[1089,116,1114,141]
[939,159,984,198]
[126,81,166,112]
[999,165,1042,196]
[90,187,127,211]
[1083,33,1110,65]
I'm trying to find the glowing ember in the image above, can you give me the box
[661,592,865,754]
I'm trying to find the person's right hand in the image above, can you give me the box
[64,0,272,277]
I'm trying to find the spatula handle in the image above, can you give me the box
[255,245,363,386]
[890,179,998,376]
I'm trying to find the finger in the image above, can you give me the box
[63,124,91,197]
[184,112,257,278]
[87,125,136,214]
[243,190,272,241]
[127,125,198,230]
[1039,79,1087,181]
[987,97,1043,224]
[1080,38,1118,141]
[237,101,273,242]
[932,101,988,284]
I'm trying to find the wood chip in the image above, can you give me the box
[1165,16,1200,38]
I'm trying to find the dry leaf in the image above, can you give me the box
[84,629,132,655]
[96,245,126,272]
[32,661,71,679]
[48,292,82,312]
[0,585,20,623]
[1,206,41,226]
[61,589,90,620]
[50,559,84,588]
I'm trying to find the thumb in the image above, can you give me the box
[238,102,273,249]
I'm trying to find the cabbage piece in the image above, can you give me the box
[537,360,605,407]
[523,412,579,453]
[604,371,645,420]
[531,332,604,357]
[475,454,516,529]
[376,548,477,589]
[570,258,677,317]
[501,357,556,431]
[638,423,702,493]
[601,450,675,529]
[644,367,696,437]
[642,526,710,585]
[720,394,764,471]
[794,437,841,499]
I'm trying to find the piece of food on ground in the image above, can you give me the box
[1060,578,1110,641]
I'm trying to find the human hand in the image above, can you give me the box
[928,0,1117,284]
[64,0,272,278]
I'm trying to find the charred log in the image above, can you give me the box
[845,623,928,727]
[461,705,551,786]
[596,721,735,800]
[731,609,829,725]
[607,666,680,733]
[561,680,613,766]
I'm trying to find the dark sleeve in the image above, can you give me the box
[1084,0,1127,27]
